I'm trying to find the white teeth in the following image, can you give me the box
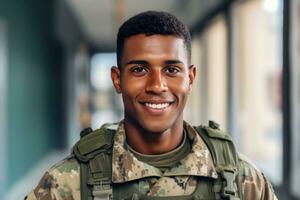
[145,103,170,109]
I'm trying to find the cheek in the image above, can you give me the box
[168,77,190,94]
[121,77,145,100]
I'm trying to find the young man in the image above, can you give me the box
[25,11,277,200]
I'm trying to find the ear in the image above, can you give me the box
[188,65,196,91]
[111,66,122,93]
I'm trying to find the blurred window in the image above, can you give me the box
[232,0,283,185]
[186,15,228,130]
[90,53,123,129]
[291,0,300,197]
[184,37,204,124]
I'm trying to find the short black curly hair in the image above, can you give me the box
[117,11,191,67]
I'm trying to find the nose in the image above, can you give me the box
[145,69,168,94]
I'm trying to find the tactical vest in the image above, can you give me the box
[73,121,244,200]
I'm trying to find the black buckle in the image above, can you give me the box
[220,168,239,199]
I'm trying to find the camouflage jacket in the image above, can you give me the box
[25,121,277,200]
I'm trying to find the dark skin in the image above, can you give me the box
[111,34,196,154]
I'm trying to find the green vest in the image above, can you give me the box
[73,121,243,200]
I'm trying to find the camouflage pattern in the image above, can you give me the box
[112,121,218,196]
[25,121,278,200]
[238,153,278,200]
[25,157,80,200]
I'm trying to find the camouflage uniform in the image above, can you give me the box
[25,121,277,200]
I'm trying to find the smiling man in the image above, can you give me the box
[111,33,194,155]
[25,11,277,200]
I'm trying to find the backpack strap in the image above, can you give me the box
[73,121,242,200]
[73,123,117,200]
[194,121,242,200]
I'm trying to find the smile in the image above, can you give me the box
[144,102,170,109]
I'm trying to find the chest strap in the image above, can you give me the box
[74,122,242,200]
[73,123,117,200]
[194,123,241,200]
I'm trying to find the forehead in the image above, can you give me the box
[121,34,188,65]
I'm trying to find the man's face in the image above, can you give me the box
[111,34,195,134]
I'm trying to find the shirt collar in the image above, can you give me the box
[111,121,218,183]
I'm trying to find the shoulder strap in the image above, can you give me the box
[73,123,117,162]
[194,122,242,200]
[74,122,242,200]
[73,123,117,200]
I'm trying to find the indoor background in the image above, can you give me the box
[0,0,299,199]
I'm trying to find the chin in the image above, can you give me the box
[140,119,173,134]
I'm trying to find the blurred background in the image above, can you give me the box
[0,0,299,199]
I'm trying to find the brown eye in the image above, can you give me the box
[165,66,180,75]
[131,66,148,75]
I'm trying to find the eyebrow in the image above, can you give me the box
[165,60,184,65]
[125,59,184,66]
[125,60,148,66]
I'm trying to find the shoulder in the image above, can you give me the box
[47,155,80,188]
[49,155,80,175]
[25,155,80,200]
[238,153,278,200]
[192,121,277,199]
[238,153,261,174]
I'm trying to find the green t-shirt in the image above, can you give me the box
[127,130,191,171]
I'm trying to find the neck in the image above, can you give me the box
[124,118,184,155]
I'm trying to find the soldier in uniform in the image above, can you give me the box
[25,11,277,200]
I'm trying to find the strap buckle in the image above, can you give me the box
[220,167,240,200]
[92,179,113,200]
